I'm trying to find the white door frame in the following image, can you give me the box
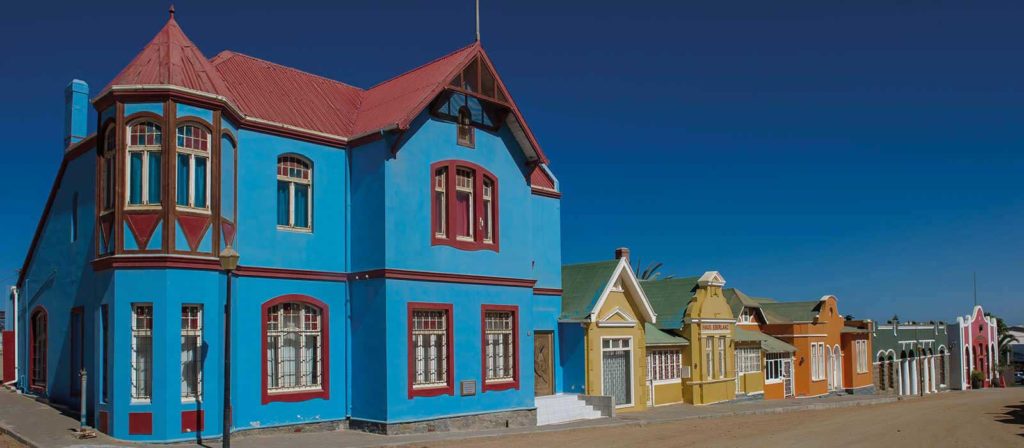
[599,336,635,408]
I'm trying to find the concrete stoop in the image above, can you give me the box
[536,394,607,426]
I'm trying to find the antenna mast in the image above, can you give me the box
[475,0,481,42]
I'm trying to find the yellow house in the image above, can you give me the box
[643,271,739,405]
[560,248,661,411]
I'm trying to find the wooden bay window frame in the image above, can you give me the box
[174,122,212,212]
[260,294,330,404]
[480,305,519,392]
[408,302,455,398]
[430,160,499,252]
[125,119,163,209]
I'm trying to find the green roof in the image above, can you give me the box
[724,288,762,316]
[644,323,689,346]
[734,327,797,353]
[759,300,822,323]
[640,277,700,330]
[841,326,868,334]
[560,260,619,321]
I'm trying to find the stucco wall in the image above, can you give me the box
[584,291,648,411]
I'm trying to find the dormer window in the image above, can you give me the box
[175,123,210,210]
[431,161,498,251]
[126,121,162,207]
[738,307,756,324]
[457,106,474,148]
[101,125,116,212]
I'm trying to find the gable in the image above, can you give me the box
[597,304,639,328]
[561,258,656,323]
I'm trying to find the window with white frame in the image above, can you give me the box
[411,307,451,389]
[277,155,312,230]
[735,347,760,374]
[811,342,825,381]
[433,167,447,237]
[431,161,499,250]
[455,168,474,241]
[175,124,210,210]
[482,178,494,243]
[705,336,714,378]
[131,305,153,400]
[266,303,323,392]
[718,336,727,378]
[765,353,787,381]
[102,126,116,212]
[856,340,868,373]
[483,309,515,384]
[738,307,756,324]
[126,121,162,207]
[181,305,202,400]
[647,349,681,383]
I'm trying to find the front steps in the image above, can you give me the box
[535,394,606,426]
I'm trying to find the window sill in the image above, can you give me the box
[277,225,312,234]
[482,379,519,392]
[262,387,328,404]
[126,204,162,211]
[431,237,499,252]
[409,383,454,398]
[177,206,211,215]
[129,399,152,405]
[652,379,682,386]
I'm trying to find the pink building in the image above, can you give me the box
[948,305,999,390]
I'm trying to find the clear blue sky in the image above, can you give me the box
[1,1,1021,323]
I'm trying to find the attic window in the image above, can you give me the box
[738,308,756,324]
[450,58,506,103]
[610,277,624,293]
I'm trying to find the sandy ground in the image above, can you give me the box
[0,434,25,448]
[404,388,1024,448]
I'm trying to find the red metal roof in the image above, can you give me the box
[103,15,231,98]
[103,15,548,162]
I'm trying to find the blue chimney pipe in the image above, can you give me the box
[63,79,89,148]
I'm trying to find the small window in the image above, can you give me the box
[175,124,211,210]
[482,306,518,391]
[181,305,203,401]
[131,304,154,400]
[409,303,454,397]
[126,121,162,207]
[277,155,312,230]
[457,106,474,148]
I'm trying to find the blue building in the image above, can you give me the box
[9,10,565,442]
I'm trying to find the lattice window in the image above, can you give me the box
[735,347,761,374]
[126,121,162,206]
[175,124,211,209]
[484,311,515,383]
[277,155,312,229]
[266,303,323,392]
[131,305,153,400]
[412,309,450,388]
[647,349,681,382]
[181,305,203,400]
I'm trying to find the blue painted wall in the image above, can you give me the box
[558,322,586,394]
[124,102,163,118]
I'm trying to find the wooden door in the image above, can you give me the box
[534,332,554,396]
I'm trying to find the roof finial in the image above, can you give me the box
[169,4,175,18]
[475,0,480,42]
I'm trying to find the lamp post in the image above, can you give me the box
[218,246,239,448]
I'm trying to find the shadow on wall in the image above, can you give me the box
[993,402,1024,438]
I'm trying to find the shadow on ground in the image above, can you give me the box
[993,402,1024,438]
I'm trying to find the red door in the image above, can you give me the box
[1,331,13,382]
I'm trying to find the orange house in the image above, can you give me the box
[754,295,874,398]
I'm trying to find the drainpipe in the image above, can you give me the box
[4,286,19,388]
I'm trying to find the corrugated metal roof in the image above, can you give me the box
[644,323,689,346]
[560,260,619,321]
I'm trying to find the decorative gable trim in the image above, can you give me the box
[588,257,657,324]
[597,307,638,328]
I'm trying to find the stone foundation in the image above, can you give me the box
[350,408,536,435]
[233,419,347,439]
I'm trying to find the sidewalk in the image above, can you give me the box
[0,388,897,448]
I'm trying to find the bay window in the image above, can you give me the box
[102,125,116,212]
[126,121,162,207]
[181,305,203,400]
[409,303,454,397]
[175,124,210,210]
[277,155,312,230]
[131,304,153,401]
[482,306,518,391]
[430,161,498,251]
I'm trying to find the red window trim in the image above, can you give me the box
[430,160,499,252]
[407,302,455,398]
[28,306,48,393]
[480,305,519,392]
[260,294,331,404]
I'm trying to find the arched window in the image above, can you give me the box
[938,347,946,386]
[877,354,886,390]
[431,161,498,251]
[126,121,162,206]
[29,308,48,392]
[101,125,117,212]
[277,155,312,230]
[175,123,211,209]
[262,296,329,403]
[457,106,474,148]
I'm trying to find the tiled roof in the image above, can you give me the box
[104,15,231,98]
[560,260,619,321]
[641,277,700,331]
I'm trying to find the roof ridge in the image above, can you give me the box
[563,259,618,268]
[364,41,478,91]
[212,50,365,92]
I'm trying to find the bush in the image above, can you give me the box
[970,370,985,388]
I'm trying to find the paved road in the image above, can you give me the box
[405,388,1024,448]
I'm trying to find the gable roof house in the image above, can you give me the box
[11,8,564,441]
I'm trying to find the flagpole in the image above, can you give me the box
[475,0,481,42]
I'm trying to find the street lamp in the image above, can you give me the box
[219,246,239,448]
